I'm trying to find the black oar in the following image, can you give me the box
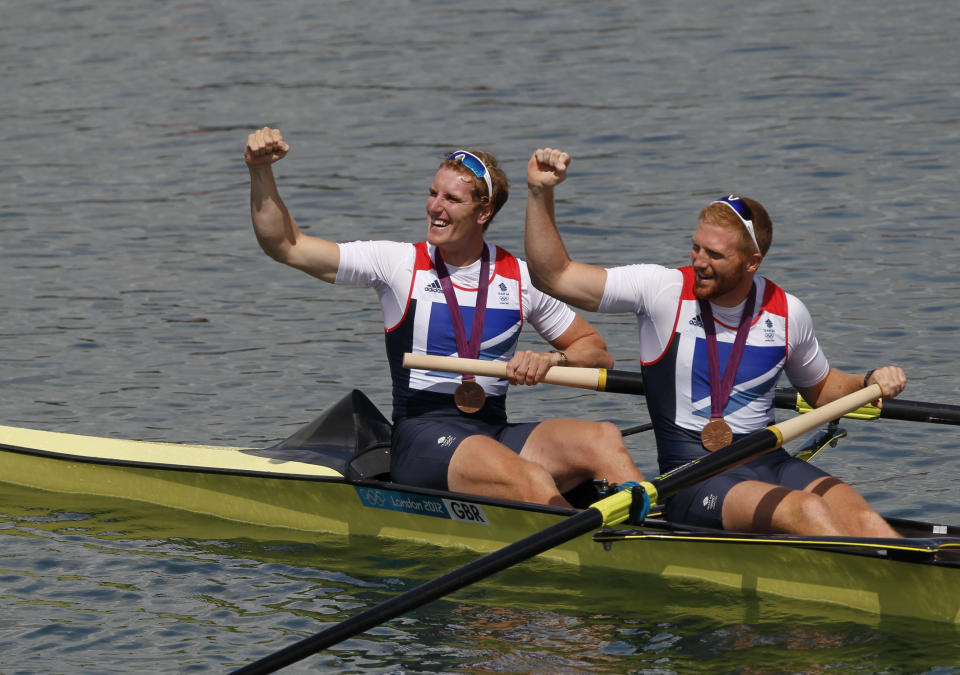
[403,353,960,426]
[774,388,960,425]
[230,384,883,674]
[620,422,653,436]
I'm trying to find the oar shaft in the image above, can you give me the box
[406,353,956,426]
[648,384,882,501]
[777,388,960,425]
[231,507,605,674]
[232,383,883,673]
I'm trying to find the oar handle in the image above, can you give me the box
[402,353,603,390]
[406,354,958,426]
[401,353,645,394]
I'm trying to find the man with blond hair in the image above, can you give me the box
[244,129,646,507]
[522,146,906,536]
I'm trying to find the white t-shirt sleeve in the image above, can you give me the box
[335,240,411,287]
[600,264,684,360]
[335,240,415,328]
[783,294,831,388]
[519,261,576,342]
[599,264,681,315]
[600,264,648,315]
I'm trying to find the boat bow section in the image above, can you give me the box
[0,424,346,477]
[0,390,394,481]
[0,391,398,535]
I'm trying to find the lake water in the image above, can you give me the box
[2,0,959,672]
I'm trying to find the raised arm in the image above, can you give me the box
[245,127,340,283]
[524,148,608,311]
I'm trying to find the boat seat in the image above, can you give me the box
[346,440,392,482]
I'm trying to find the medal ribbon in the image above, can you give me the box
[434,244,491,383]
[698,283,757,420]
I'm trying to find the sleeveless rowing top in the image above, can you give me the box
[336,239,575,422]
[383,242,527,420]
[639,266,789,465]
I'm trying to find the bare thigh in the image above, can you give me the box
[447,433,569,506]
[519,418,643,493]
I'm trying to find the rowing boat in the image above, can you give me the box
[1,389,958,625]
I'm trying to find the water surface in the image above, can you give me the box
[2,0,959,671]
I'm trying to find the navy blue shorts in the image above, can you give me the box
[664,448,832,529]
[391,413,540,491]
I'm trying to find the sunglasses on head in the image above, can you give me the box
[711,195,760,253]
[447,150,493,200]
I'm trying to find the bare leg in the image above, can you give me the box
[447,434,573,507]
[805,476,902,538]
[518,419,645,493]
[446,419,645,508]
[722,480,849,535]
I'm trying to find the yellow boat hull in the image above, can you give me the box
[2,403,959,626]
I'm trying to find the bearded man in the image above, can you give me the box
[522,147,906,536]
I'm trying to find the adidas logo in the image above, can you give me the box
[425,280,444,293]
[689,314,703,328]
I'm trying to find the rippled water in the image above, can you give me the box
[3,0,960,672]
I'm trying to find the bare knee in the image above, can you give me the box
[597,421,626,448]
[575,421,627,460]
[793,492,836,528]
[813,480,901,538]
[842,505,900,538]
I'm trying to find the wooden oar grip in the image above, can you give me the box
[774,384,882,446]
[401,353,604,391]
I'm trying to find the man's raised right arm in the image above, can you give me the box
[524,147,607,312]
[245,127,340,283]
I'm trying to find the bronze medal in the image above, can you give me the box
[698,285,756,453]
[434,246,492,416]
[454,379,486,414]
[701,417,733,452]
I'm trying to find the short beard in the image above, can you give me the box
[693,270,742,301]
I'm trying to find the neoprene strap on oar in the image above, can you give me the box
[403,353,960,426]
[230,384,882,674]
